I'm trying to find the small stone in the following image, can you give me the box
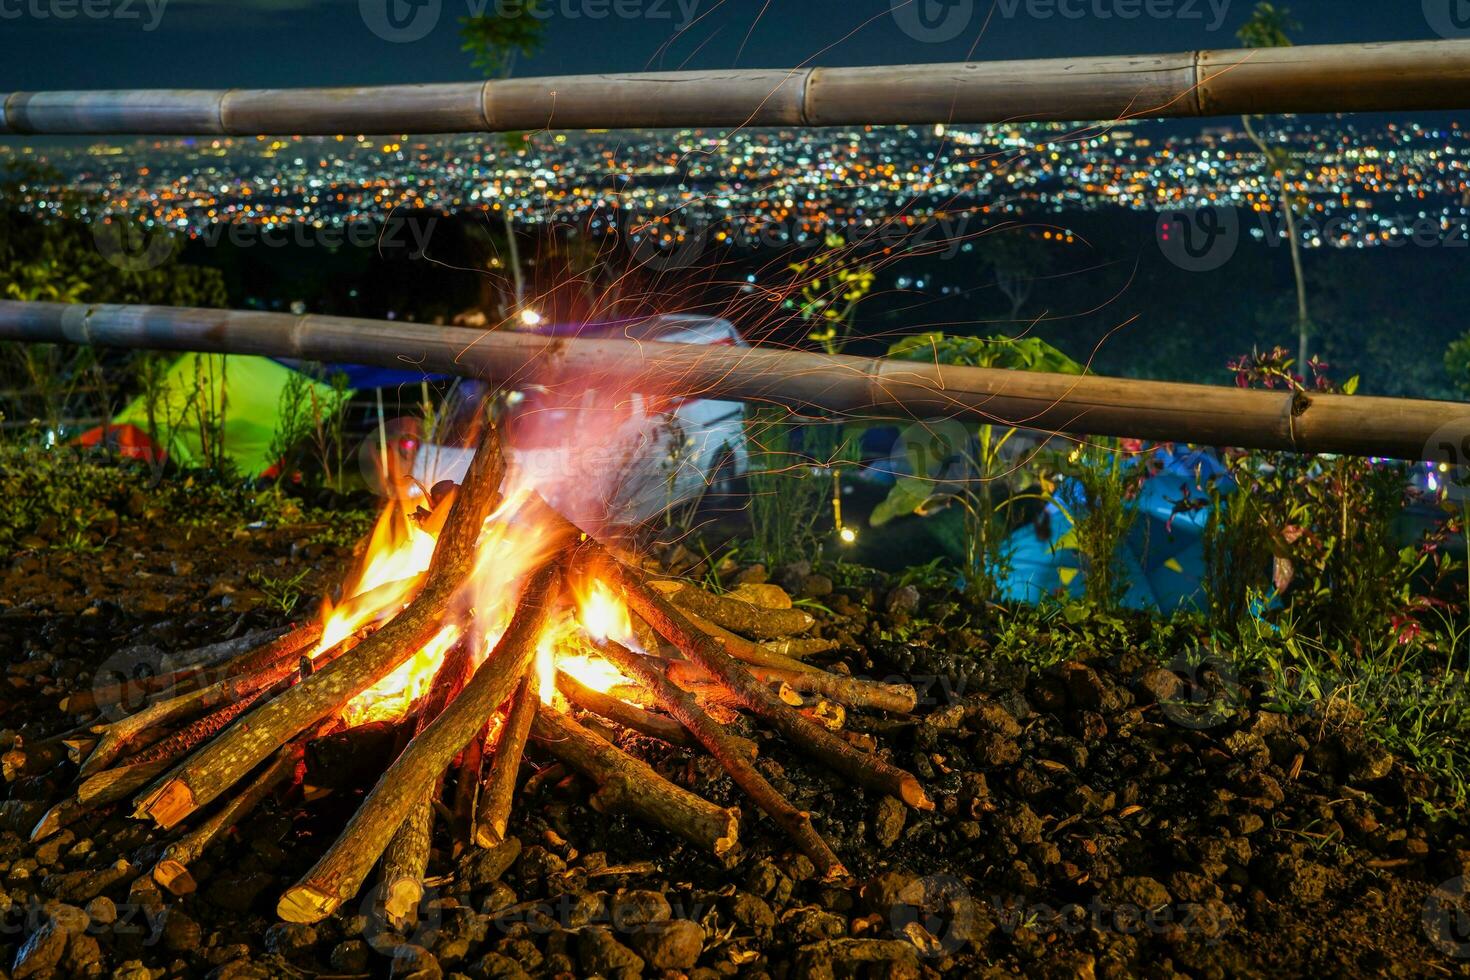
[330,939,371,973]
[390,944,442,980]
[263,921,317,957]
[13,918,68,978]
[577,928,644,980]
[609,890,670,930]
[873,796,906,847]
[885,585,921,616]
[1111,876,1170,910]
[1137,667,1183,704]
[1350,745,1395,783]
[86,896,117,927]
[62,933,104,975]
[157,907,201,953]
[726,892,775,937]
[800,574,834,599]
[629,918,704,971]
[466,837,522,888]
[473,951,530,979]
[111,960,153,980]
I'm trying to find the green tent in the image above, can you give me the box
[82,354,345,477]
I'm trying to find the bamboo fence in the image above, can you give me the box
[3,40,1469,136]
[1,299,1465,461]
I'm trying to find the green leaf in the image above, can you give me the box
[870,477,935,527]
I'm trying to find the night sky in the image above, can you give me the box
[0,1,1450,93]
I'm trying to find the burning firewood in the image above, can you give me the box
[35,415,937,928]
[476,666,540,848]
[593,637,848,880]
[648,579,816,639]
[276,558,565,924]
[135,420,509,830]
[530,707,741,860]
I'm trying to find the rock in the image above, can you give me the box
[1111,876,1170,910]
[884,585,921,616]
[12,918,67,979]
[996,803,1043,845]
[628,918,704,971]
[112,960,153,980]
[61,933,103,975]
[1136,668,1183,704]
[726,892,775,937]
[85,896,117,927]
[1061,662,1105,709]
[210,959,273,980]
[465,837,521,889]
[156,907,201,953]
[1350,745,1394,783]
[608,890,670,930]
[576,928,644,980]
[471,951,531,979]
[1263,855,1331,904]
[873,796,906,847]
[329,940,370,973]
[733,564,769,586]
[859,871,918,916]
[262,922,317,957]
[391,944,442,980]
[513,843,561,882]
[792,938,920,980]
[800,574,834,599]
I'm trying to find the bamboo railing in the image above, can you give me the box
[1,300,1464,462]
[3,40,1469,136]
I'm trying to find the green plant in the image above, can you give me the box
[744,410,830,568]
[1061,444,1140,612]
[873,333,1081,601]
[787,236,876,356]
[248,567,312,614]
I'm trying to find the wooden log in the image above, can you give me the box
[31,759,168,842]
[4,300,1463,462]
[679,609,820,674]
[555,672,696,750]
[649,581,815,639]
[666,662,917,715]
[5,41,1470,135]
[475,668,539,849]
[594,638,846,880]
[276,558,564,924]
[380,634,478,926]
[531,708,740,860]
[582,543,932,811]
[8,302,1470,464]
[151,741,304,895]
[135,420,507,830]
[65,624,313,716]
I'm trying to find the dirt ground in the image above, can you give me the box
[3,505,1470,979]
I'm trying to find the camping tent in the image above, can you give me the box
[998,447,1233,613]
[78,354,346,476]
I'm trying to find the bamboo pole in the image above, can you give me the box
[1,300,1465,461]
[3,41,1470,135]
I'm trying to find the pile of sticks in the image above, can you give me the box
[9,422,930,926]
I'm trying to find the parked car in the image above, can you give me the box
[406,314,749,528]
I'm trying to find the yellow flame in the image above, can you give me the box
[557,653,634,696]
[342,625,460,728]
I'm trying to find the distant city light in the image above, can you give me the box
[519,309,543,327]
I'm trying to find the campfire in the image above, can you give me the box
[22,421,931,928]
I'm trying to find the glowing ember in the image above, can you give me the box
[555,653,634,698]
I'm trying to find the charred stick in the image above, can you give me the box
[594,638,846,879]
[66,623,320,716]
[582,541,932,811]
[648,580,816,639]
[151,740,304,896]
[677,609,820,673]
[451,727,485,848]
[664,661,917,715]
[531,707,740,860]
[31,759,170,842]
[136,421,507,830]
[555,672,695,749]
[475,668,539,848]
[379,634,478,924]
[277,557,563,924]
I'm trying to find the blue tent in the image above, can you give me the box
[998,448,1233,612]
